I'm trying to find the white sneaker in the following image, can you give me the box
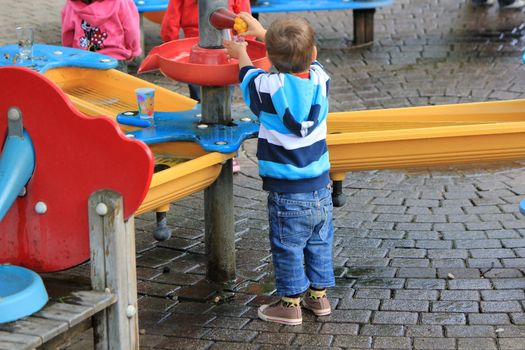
[472,0,495,5]
[500,0,525,8]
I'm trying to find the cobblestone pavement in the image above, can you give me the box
[2,0,525,349]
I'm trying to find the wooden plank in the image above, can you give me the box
[353,9,375,45]
[0,317,67,343]
[88,190,139,350]
[34,302,94,327]
[0,331,41,350]
[68,290,116,314]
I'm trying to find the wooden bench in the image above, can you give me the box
[0,191,139,350]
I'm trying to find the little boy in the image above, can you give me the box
[224,14,334,325]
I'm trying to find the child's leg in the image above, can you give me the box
[302,186,335,316]
[258,191,318,325]
[304,186,335,289]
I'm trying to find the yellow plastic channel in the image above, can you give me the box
[43,67,196,124]
[326,99,525,176]
[136,142,234,215]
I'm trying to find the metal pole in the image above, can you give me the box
[199,0,236,283]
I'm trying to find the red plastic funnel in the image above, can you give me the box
[138,37,271,86]
[209,7,236,30]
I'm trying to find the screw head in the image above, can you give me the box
[35,201,47,214]
[96,203,108,216]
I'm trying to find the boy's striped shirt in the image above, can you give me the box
[239,61,331,193]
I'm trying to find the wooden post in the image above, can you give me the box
[353,9,375,45]
[88,190,139,350]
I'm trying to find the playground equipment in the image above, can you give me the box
[0,67,149,349]
[0,43,239,242]
[326,99,525,205]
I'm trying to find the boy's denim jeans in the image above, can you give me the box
[267,186,335,296]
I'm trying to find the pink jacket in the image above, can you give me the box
[61,0,141,60]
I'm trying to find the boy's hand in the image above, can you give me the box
[223,39,247,59]
[224,39,253,68]
[238,12,267,41]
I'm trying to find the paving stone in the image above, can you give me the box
[360,325,404,337]
[292,334,333,347]
[390,258,430,268]
[480,301,523,313]
[381,300,430,312]
[320,323,359,335]
[445,325,495,338]
[406,279,446,290]
[329,310,372,323]
[413,337,456,349]
[421,313,467,325]
[492,278,525,289]
[394,289,439,300]
[331,334,373,349]
[437,268,481,279]
[468,313,510,325]
[397,268,436,278]
[497,339,525,350]
[431,259,466,268]
[457,338,497,350]
[440,290,480,301]
[252,332,296,345]
[354,289,392,299]
[338,298,381,310]
[448,279,492,290]
[372,312,418,325]
[372,336,412,349]
[432,301,479,313]
[405,325,443,337]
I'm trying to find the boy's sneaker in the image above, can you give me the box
[258,298,302,325]
[302,290,331,316]
[500,0,525,8]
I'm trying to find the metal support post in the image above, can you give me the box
[199,0,236,283]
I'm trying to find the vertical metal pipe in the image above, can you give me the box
[199,0,236,283]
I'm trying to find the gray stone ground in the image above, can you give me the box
[2,0,525,349]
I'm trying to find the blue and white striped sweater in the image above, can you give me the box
[239,61,331,193]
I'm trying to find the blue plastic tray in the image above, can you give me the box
[0,265,48,323]
[0,44,117,73]
[118,105,260,153]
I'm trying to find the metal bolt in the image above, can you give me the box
[8,108,21,121]
[196,113,202,118]
[240,117,251,122]
[19,187,27,197]
[100,58,111,63]
[215,141,227,145]
[126,305,136,318]
[53,51,63,55]
[126,134,135,138]
[96,203,108,216]
[35,201,47,214]
[197,124,209,129]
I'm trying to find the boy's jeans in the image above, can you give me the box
[267,186,335,296]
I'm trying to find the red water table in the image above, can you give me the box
[139,8,270,86]
[0,67,154,272]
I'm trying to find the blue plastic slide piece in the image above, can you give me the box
[0,130,35,221]
[0,265,48,323]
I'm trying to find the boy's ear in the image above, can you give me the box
[312,46,317,61]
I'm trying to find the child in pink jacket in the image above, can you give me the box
[61,0,142,72]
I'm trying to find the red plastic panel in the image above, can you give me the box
[0,67,154,272]
[138,37,271,86]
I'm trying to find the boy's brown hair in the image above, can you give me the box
[265,16,315,73]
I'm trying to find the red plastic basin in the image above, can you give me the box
[138,37,271,86]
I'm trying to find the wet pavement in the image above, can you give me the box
[1,0,525,349]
